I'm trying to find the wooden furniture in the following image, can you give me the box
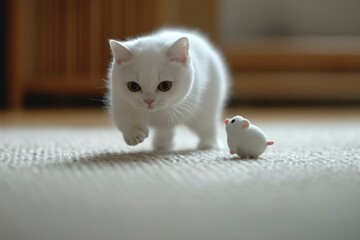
[7,0,217,108]
[223,37,360,103]
[7,0,360,108]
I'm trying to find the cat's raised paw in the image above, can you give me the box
[123,126,149,146]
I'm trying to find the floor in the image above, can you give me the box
[1,106,360,240]
[3,10,360,237]
[1,106,359,126]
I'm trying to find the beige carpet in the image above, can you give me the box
[1,120,360,240]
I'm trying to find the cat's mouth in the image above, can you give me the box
[144,103,168,112]
[146,105,156,111]
[134,102,167,112]
[139,104,158,112]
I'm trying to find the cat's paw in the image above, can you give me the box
[123,126,149,146]
[153,128,174,152]
[153,141,173,152]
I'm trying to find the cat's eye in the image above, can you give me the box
[157,81,172,92]
[127,81,141,92]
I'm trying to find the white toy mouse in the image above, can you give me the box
[225,115,274,158]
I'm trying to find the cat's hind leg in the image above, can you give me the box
[153,127,175,151]
[189,92,224,150]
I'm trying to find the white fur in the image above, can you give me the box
[107,29,229,150]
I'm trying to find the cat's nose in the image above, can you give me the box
[144,99,155,105]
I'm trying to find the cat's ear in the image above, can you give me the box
[166,37,189,64]
[109,40,133,65]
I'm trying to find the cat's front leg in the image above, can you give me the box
[112,107,149,146]
[153,127,174,151]
[122,124,149,146]
[190,121,221,150]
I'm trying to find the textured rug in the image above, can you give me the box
[1,121,360,240]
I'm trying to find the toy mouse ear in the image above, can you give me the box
[241,119,250,129]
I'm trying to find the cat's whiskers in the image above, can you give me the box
[182,99,200,112]
[169,106,183,122]
[191,84,208,90]
[186,94,203,103]
[169,106,190,125]
[170,98,199,126]
[167,108,178,126]
[189,94,203,101]
[176,108,194,126]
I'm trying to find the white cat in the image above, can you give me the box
[107,29,229,150]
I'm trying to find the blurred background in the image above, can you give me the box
[2,0,360,110]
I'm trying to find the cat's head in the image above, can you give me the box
[109,37,193,112]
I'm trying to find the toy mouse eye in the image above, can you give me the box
[127,81,141,92]
[231,119,235,123]
[158,81,172,92]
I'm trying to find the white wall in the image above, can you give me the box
[220,0,360,39]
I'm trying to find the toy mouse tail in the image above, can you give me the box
[267,140,275,146]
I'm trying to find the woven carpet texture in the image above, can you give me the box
[1,119,360,240]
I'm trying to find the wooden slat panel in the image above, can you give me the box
[111,0,123,39]
[65,0,76,78]
[26,75,105,95]
[8,0,34,108]
[90,0,102,80]
[126,0,137,36]
[8,0,163,108]
[56,0,66,74]
[100,0,112,74]
[38,0,48,75]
